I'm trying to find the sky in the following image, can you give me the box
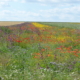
[0,0,80,22]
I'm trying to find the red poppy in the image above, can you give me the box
[41,49,45,51]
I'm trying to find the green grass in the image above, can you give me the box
[39,22,80,29]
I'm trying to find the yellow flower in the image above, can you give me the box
[32,22,52,30]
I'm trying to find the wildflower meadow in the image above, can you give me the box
[0,22,80,80]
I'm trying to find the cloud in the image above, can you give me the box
[39,5,80,21]
[0,0,80,21]
[21,0,80,4]
[0,0,10,8]
[0,9,41,21]
[0,0,80,8]
[0,0,18,8]
[20,0,80,8]
[0,5,80,21]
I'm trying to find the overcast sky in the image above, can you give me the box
[0,0,80,22]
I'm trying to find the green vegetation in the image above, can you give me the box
[0,22,80,80]
[0,27,12,34]
[39,22,80,29]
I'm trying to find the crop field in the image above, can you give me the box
[0,21,25,26]
[0,22,80,80]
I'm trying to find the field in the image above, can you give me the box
[0,22,80,80]
[0,21,25,26]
